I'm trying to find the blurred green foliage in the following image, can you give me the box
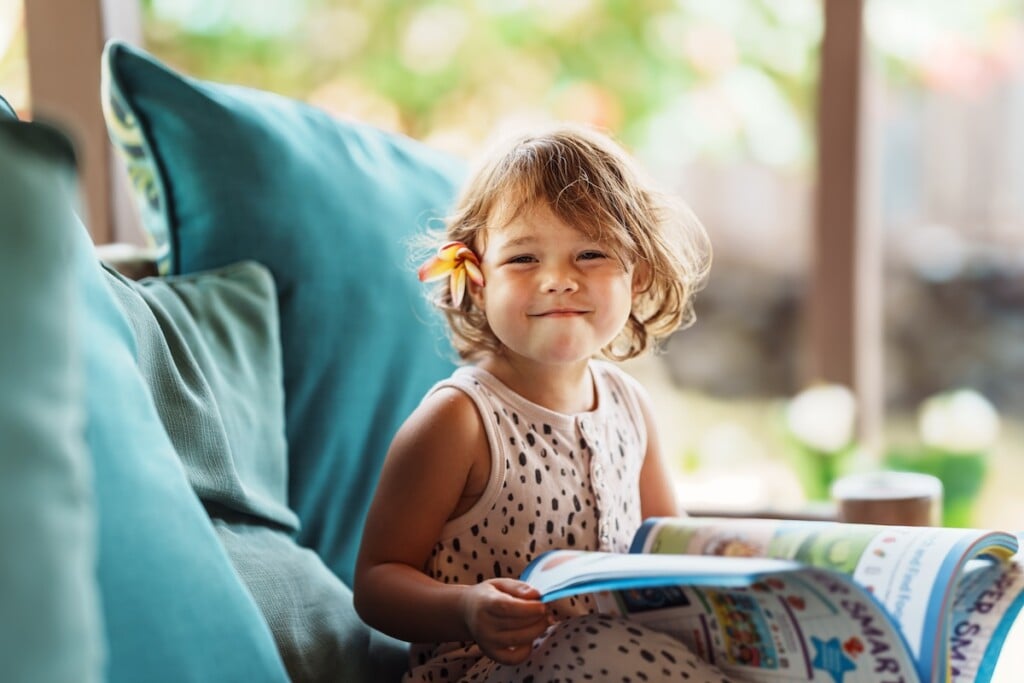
[138,0,821,163]
[4,1,1021,163]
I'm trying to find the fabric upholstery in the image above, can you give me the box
[214,518,410,683]
[103,261,297,530]
[0,119,102,683]
[106,260,409,682]
[103,40,463,586]
[1,119,290,683]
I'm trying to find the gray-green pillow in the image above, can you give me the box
[0,120,102,683]
[104,261,409,682]
[104,261,296,530]
[213,518,409,683]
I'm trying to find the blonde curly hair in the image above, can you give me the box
[422,123,711,362]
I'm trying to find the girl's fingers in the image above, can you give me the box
[485,592,547,620]
[489,578,542,600]
[487,617,551,650]
[487,601,548,624]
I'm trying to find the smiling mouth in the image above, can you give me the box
[532,310,589,317]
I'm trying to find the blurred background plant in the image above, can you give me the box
[3,0,1022,526]
[886,389,1001,527]
[783,384,859,502]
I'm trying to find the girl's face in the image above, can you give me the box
[469,202,638,367]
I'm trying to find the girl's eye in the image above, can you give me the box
[578,251,607,261]
[507,255,536,264]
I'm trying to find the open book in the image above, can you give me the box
[520,517,1024,683]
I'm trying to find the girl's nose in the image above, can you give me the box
[542,267,579,293]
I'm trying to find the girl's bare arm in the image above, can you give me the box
[635,385,682,519]
[353,388,549,662]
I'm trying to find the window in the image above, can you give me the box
[867,0,1024,527]
[16,0,1016,527]
[139,0,825,512]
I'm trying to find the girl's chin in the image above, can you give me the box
[494,332,612,366]
[519,346,599,366]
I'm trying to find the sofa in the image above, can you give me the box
[0,41,467,682]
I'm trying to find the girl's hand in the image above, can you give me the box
[460,579,551,664]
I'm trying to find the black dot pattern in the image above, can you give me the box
[407,363,730,681]
[411,615,736,682]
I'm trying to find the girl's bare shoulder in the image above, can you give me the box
[390,385,487,465]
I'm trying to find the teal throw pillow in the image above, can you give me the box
[2,120,289,682]
[0,121,102,683]
[103,40,463,585]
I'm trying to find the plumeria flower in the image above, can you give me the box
[785,383,857,454]
[918,389,1000,454]
[417,240,484,307]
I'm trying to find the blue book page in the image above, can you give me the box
[946,554,1024,683]
[521,549,922,682]
[520,550,803,602]
[634,516,1020,682]
[601,569,920,682]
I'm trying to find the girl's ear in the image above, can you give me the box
[631,261,652,296]
[468,277,485,311]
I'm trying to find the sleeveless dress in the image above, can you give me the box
[405,361,733,683]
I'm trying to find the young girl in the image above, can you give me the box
[355,125,730,682]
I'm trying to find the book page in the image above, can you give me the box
[638,517,1018,681]
[945,556,1024,683]
[593,566,919,682]
[521,550,803,602]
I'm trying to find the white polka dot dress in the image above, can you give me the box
[405,361,735,682]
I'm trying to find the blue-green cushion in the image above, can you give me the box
[0,121,102,683]
[103,40,463,585]
[1,120,289,682]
